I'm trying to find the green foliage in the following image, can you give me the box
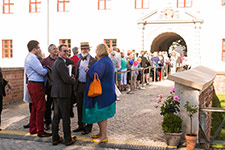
[162,113,182,133]
[211,94,225,148]
[160,94,180,116]
[184,101,198,135]
[211,94,225,136]
[184,101,198,118]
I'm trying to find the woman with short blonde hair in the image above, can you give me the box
[96,44,109,59]
[82,43,116,143]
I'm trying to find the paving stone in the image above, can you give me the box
[0,80,204,149]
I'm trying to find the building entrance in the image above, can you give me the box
[151,32,187,56]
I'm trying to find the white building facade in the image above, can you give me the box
[0,0,225,71]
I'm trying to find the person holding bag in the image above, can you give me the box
[83,43,116,143]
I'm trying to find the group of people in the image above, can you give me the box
[108,49,190,91]
[1,40,189,146]
[24,40,116,146]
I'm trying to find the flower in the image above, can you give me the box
[154,88,180,116]
[172,88,176,92]
[153,103,159,108]
[158,94,163,98]
[173,96,180,101]
[157,97,162,102]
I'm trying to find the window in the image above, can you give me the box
[222,39,225,61]
[57,0,70,12]
[104,39,117,49]
[222,0,225,6]
[2,40,13,58]
[59,39,71,56]
[3,0,14,14]
[135,0,149,9]
[98,0,112,10]
[177,0,192,8]
[29,0,41,13]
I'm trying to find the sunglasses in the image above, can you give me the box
[63,50,69,53]
[81,48,89,50]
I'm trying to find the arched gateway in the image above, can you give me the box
[150,32,187,56]
[138,8,203,67]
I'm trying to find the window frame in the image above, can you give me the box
[2,39,13,58]
[3,0,14,14]
[135,0,149,9]
[59,39,71,56]
[57,0,70,12]
[104,39,117,49]
[222,39,225,61]
[29,0,41,13]
[177,0,192,8]
[98,0,111,10]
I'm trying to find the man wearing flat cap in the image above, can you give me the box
[73,42,96,135]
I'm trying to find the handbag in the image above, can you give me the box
[23,83,32,103]
[115,85,121,97]
[88,72,102,97]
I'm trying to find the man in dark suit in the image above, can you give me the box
[51,44,76,146]
[73,42,97,135]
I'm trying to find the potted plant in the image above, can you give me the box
[154,88,182,148]
[184,101,199,150]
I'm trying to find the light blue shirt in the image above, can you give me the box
[25,52,47,82]
[78,54,90,82]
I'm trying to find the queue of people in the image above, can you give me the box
[23,40,116,146]
[109,49,190,92]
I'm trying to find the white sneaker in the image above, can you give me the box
[140,87,145,90]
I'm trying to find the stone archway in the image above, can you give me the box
[150,32,187,56]
[138,8,203,67]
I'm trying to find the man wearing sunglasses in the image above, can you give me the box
[51,44,76,146]
[73,42,96,135]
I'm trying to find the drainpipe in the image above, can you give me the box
[142,21,147,51]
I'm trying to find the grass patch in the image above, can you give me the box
[211,94,225,148]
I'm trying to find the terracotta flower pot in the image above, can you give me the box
[185,134,197,150]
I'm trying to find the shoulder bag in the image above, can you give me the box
[88,72,102,97]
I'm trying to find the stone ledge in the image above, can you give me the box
[167,65,216,91]
[1,67,24,72]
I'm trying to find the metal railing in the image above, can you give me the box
[115,65,169,94]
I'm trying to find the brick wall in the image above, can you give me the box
[1,67,24,104]
[214,72,225,94]
[199,83,214,149]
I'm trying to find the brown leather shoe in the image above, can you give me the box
[65,136,76,146]
[52,137,63,146]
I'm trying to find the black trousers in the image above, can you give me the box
[52,98,72,143]
[76,82,92,131]
[44,95,53,125]
[0,96,2,126]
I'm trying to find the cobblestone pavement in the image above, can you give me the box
[0,138,126,150]
[0,80,204,149]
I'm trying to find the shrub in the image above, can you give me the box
[162,113,182,133]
